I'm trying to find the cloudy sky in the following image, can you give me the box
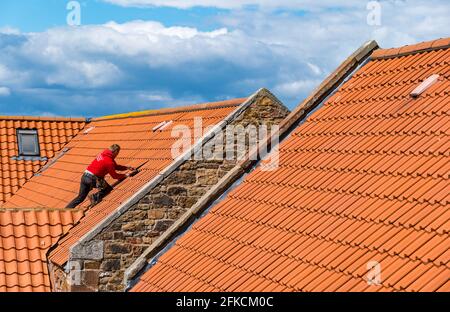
[0,0,448,117]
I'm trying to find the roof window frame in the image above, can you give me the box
[17,128,41,157]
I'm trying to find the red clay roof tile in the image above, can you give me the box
[132,39,450,292]
[0,208,83,291]
[0,116,86,204]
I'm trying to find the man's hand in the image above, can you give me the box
[127,166,136,171]
[125,169,139,178]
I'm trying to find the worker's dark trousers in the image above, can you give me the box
[66,173,112,208]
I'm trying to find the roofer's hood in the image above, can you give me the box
[102,149,115,159]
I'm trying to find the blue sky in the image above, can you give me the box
[0,0,449,117]
[0,0,227,32]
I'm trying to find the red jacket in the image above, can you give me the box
[86,149,127,180]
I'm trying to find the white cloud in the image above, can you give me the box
[104,20,228,39]
[0,64,9,80]
[0,21,237,91]
[45,60,122,88]
[0,87,11,96]
[307,62,322,76]
[0,26,20,35]
[17,21,238,68]
[137,91,173,102]
[274,80,322,98]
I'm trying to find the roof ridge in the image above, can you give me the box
[371,37,450,59]
[95,98,247,121]
[0,116,87,122]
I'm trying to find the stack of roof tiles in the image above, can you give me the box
[0,99,247,291]
[132,39,450,292]
[0,116,86,204]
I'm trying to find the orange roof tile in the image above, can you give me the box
[0,208,84,291]
[2,99,246,280]
[131,40,450,292]
[0,116,86,204]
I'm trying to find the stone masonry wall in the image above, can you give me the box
[52,92,289,292]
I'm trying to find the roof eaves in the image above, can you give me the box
[123,40,379,287]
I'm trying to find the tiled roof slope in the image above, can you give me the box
[0,116,86,204]
[2,99,246,270]
[132,39,450,292]
[0,208,83,291]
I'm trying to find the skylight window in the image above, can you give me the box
[17,129,40,156]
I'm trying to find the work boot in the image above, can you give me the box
[88,193,99,207]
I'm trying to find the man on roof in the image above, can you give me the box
[66,144,135,208]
